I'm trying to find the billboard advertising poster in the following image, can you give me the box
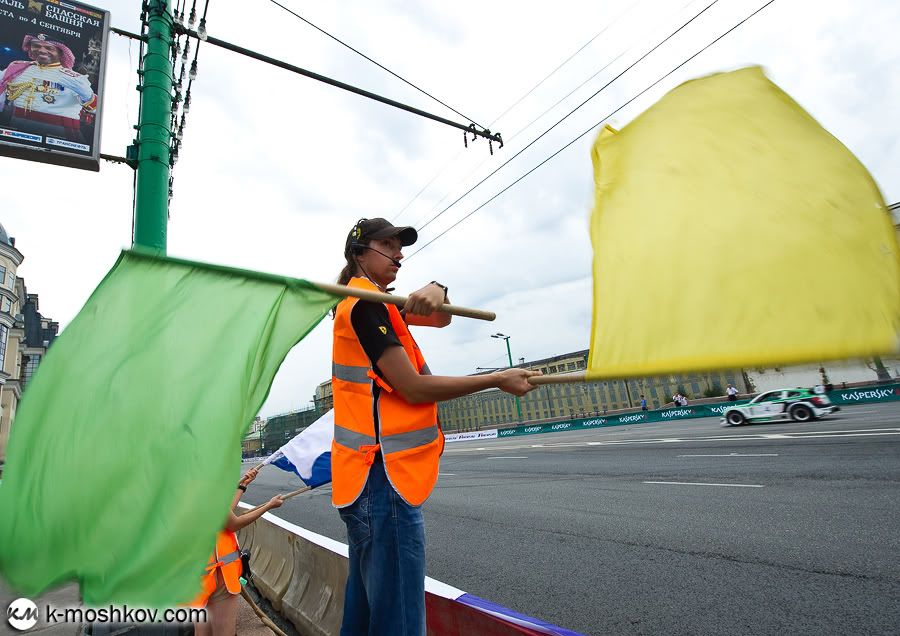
[0,0,110,171]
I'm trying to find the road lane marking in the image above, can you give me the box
[644,481,764,488]
[486,456,528,459]
[677,453,779,457]
[438,473,456,476]
[445,428,900,453]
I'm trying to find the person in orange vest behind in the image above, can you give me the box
[191,466,283,636]
[333,218,540,635]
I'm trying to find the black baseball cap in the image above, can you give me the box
[348,218,418,248]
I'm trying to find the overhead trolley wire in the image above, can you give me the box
[406,0,777,260]
[488,0,645,127]
[395,0,702,227]
[174,23,502,143]
[265,0,486,129]
[415,0,722,234]
[391,0,643,224]
[506,0,702,143]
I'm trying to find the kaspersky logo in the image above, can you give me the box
[7,598,39,631]
[839,388,896,402]
[661,409,693,418]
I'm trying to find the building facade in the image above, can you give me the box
[242,416,265,456]
[436,350,749,432]
[0,225,24,463]
[261,406,322,454]
[0,223,59,464]
[314,379,333,413]
[21,292,58,387]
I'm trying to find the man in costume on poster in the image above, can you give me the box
[0,33,97,143]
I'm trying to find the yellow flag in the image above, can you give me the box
[587,66,899,380]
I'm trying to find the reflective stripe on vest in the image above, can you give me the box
[333,362,371,384]
[334,424,376,449]
[381,424,440,455]
[216,550,241,567]
[335,422,438,455]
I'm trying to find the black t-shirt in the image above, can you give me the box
[350,301,402,375]
[350,301,402,441]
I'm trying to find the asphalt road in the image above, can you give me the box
[242,402,900,635]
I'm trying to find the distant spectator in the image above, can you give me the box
[726,384,738,401]
[640,395,647,411]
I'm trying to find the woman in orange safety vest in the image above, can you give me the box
[332,218,539,635]
[191,466,284,636]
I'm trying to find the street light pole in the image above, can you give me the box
[492,333,523,424]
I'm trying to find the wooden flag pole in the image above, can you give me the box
[311,281,495,322]
[528,372,587,385]
[281,485,312,500]
[240,485,312,515]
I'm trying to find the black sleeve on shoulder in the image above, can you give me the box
[350,301,402,370]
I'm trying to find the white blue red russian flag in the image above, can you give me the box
[263,409,333,488]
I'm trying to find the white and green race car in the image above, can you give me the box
[721,387,840,426]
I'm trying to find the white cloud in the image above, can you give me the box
[4,0,897,417]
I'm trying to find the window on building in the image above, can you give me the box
[567,362,577,371]
[6,272,13,288]
[24,354,41,384]
[1,298,9,314]
[0,267,5,288]
[0,324,7,371]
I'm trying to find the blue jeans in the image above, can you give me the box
[338,459,426,636]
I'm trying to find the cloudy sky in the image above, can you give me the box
[3,0,897,417]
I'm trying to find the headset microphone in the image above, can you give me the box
[351,242,402,268]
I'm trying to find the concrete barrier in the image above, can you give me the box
[244,516,294,612]
[280,530,347,635]
[237,503,585,635]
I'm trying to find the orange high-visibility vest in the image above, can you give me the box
[331,276,444,507]
[189,530,243,607]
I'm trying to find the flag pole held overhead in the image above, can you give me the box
[310,281,495,321]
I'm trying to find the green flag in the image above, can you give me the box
[0,250,338,606]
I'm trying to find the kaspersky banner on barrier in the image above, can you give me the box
[495,384,900,438]
[829,384,900,404]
